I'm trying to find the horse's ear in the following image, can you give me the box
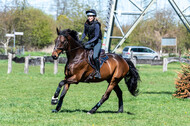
[56,27,60,35]
[71,30,79,41]
[71,30,78,36]
[67,29,71,33]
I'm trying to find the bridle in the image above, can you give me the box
[55,34,83,54]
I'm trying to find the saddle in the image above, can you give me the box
[87,49,109,70]
[85,49,109,82]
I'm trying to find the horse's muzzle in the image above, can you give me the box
[52,52,58,60]
[52,55,58,60]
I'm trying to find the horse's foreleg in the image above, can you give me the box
[52,84,70,113]
[88,84,115,114]
[113,85,123,113]
[51,80,66,105]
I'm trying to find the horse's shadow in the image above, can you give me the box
[58,109,134,115]
[143,91,173,95]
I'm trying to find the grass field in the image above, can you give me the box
[0,60,190,126]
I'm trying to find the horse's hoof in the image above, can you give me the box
[117,111,123,113]
[87,110,94,114]
[51,96,58,105]
[117,109,123,113]
[52,109,58,113]
[87,112,92,115]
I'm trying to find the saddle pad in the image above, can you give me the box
[88,50,109,69]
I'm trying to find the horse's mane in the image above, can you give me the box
[60,29,79,42]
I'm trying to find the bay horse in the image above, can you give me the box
[51,28,140,114]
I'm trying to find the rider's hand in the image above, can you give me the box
[79,40,83,44]
[82,43,86,48]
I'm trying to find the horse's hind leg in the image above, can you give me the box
[88,84,116,114]
[52,84,70,113]
[51,80,66,105]
[114,85,123,113]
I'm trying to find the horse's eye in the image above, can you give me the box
[60,36,65,43]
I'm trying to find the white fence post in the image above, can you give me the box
[7,53,12,74]
[54,59,59,74]
[40,57,45,74]
[24,56,29,74]
[163,58,168,72]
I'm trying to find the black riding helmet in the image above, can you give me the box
[86,9,97,16]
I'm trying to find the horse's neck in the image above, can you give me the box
[66,38,85,62]
[66,48,84,60]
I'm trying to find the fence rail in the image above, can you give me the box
[7,53,61,74]
[5,53,190,74]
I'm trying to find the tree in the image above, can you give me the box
[123,9,177,52]
[53,0,69,18]
[0,37,11,55]
[173,63,190,98]
[176,23,190,51]
[13,7,56,49]
[0,8,15,54]
[55,0,90,33]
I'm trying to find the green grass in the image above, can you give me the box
[0,60,190,126]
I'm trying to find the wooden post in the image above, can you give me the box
[24,56,29,74]
[54,59,59,74]
[7,53,12,74]
[163,58,168,72]
[40,57,45,74]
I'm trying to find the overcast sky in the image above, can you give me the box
[1,0,189,16]
[1,0,190,25]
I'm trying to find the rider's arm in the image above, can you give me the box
[80,24,86,42]
[87,23,100,44]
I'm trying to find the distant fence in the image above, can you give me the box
[128,57,190,72]
[7,53,67,74]
[4,54,190,74]
[163,57,190,72]
[0,46,24,55]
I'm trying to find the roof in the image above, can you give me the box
[124,46,147,48]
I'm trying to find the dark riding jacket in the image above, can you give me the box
[81,20,102,46]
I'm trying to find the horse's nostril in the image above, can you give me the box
[52,55,57,60]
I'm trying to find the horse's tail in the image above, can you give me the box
[124,59,140,96]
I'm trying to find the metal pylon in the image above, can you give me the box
[102,0,118,53]
[168,0,190,32]
[102,0,156,53]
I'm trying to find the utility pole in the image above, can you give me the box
[169,0,190,32]
[102,0,156,53]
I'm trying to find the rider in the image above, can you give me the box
[80,9,102,79]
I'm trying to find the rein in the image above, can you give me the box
[63,45,83,53]
[57,38,84,53]
[56,32,84,54]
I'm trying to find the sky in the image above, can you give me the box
[1,0,190,15]
[29,0,190,17]
[1,0,190,24]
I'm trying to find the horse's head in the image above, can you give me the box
[52,28,70,60]
[52,28,81,60]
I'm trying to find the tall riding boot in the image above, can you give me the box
[94,58,101,79]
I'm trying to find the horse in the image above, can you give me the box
[51,28,140,114]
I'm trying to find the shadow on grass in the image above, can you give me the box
[58,109,135,115]
[143,91,173,95]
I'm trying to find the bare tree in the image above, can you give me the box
[53,0,68,18]
[0,36,12,55]
[0,8,15,54]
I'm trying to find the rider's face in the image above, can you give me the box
[88,15,95,22]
